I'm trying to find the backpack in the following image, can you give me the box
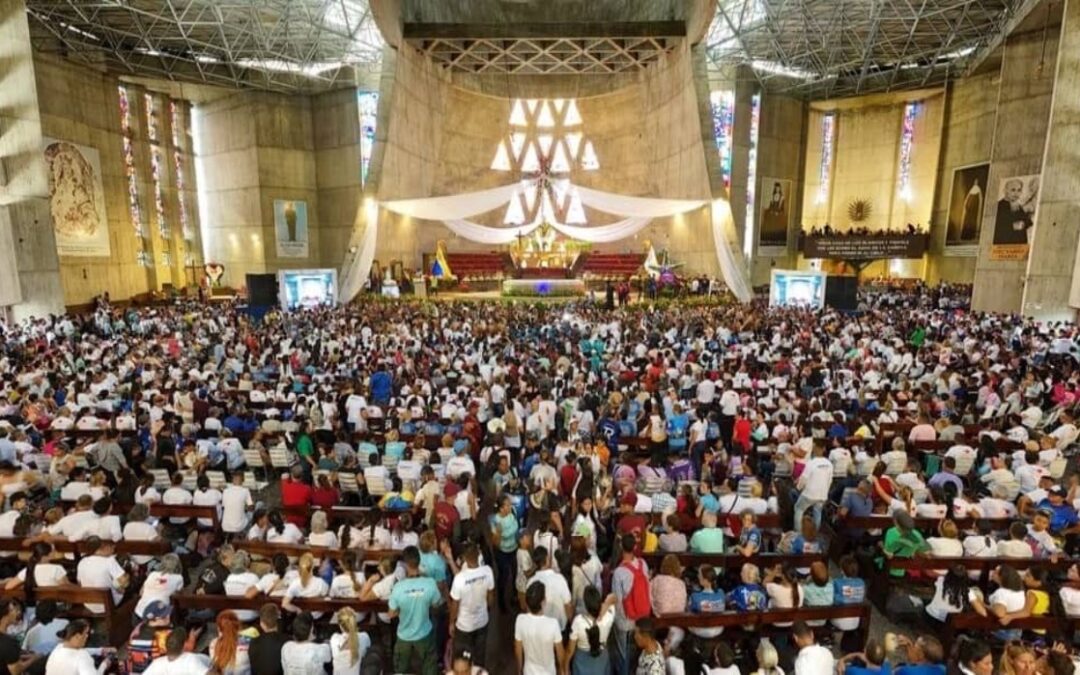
[620,559,651,621]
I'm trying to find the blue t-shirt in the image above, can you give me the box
[728,583,767,611]
[845,663,891,675]
[667,414,689,448]
[492,512,519,553]
[389,576,441,641]
[894,665,946,675]
[833,577,866,605]
[739,527,762,552]
[419,551,448,584]
[598,419,621,452]
[690,589,726,614]
[699,494,720,514]
[1037,499,1080,532]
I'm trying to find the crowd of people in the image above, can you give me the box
[0,289,1077,674]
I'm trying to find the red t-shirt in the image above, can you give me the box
[311,487,339,510]
[560,465,578,497]
[617,513,648,553]
[280,479,313,525]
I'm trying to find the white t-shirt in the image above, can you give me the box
[17,563,68,587]
[989,587,1027,614]
[568,606,615,650]
[266,523,304,544]
[449,565,495,632]
[135,572,184,618]
[1061,586,1080,617]
[532,568,572,631]
[797,458,833,501]
[280,640,332,675]
[221,486,253,533]
[162,487,194,524]
[44,644,101,675]
[329,631,372,675]
[142,653,211,675]
[75,555,126,613]
[224,572,261,622]
[794,644,835,675]
[192,489,222,528]
[122,521,160,565]
[514,613,562,675]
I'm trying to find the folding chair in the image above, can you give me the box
[243,448,268,482]
[242,471,268,493]
[269,448,292,471]
[150,469,171,491]
[205,471,227,490]
[338,472,360,494]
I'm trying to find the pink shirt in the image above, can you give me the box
[650,575,688,615]
[908,424,937,442]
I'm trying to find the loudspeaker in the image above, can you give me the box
[825,275,858,311]
[246,273,278,306]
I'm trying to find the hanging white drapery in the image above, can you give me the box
[575,185,707,218]
[443,219,541,244]
[381,181,534,220]
[548,217,652,243]
[710,199,753,303]
[339,214,379,303]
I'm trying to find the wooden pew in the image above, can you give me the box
[0,585,132,644]
[642,552,825,571]
[149,503,220,530]
[653,604,870,647]
[278,505,412,526]
[943,613,1080,653]
[232,540,400,563]
[0,537,171,560]
[886,556,1076,574]
[839,514,1016,535]
[171,593,388,616]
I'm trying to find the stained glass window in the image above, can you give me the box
[897,103,918,201]
[145,94,170,241]
[818,113,836,204]
[170,101,193,240]
[709,90,735,189]
[746,93,761,260]
[118,86,145,245]
[358,91,379,187]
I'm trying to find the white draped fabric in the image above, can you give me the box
[339,215,379,303]
[381,181,532,220]
[711,200,753,303]
[548,217,652,243]
[575,186,707,218]
[444,219,540,244]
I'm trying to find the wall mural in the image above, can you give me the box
[274,199,309,258]
[758,176,791,252]
[43,139,111,257]
[945,162,989,253]
[990,174,1039,261]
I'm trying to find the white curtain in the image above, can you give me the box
[339,215,379,303]
[444,219,540,244]
[548,217,652,243]
[711,200,753,303]
[381,181,533,220]
[576,185,707,218]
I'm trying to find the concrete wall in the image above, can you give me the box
[0,0,64,319]
[926,73,999,284]
[751,94,806,284]
[32,55,157,305]
[374,43,717,275]
[971,30,1059,314]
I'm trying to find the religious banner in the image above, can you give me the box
[43,139,111,257]
[945,163,989,255]
[990,174,1039,261]
[274,199,309,258]
[801,234,928,260]
[758,177,792,252]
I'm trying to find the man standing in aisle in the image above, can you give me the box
[449,542,495,668]
[388,546,442,675]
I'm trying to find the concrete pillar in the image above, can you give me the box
[1025,0,1080,320]
[0,0,65,318]
[970,30,1058,314]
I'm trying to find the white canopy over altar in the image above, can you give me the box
[340,177,751,303]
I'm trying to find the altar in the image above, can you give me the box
[510,222,578,272]
[502,278,585,297]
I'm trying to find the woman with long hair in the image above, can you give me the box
[330,607,371,675]
[265,509,303,544]
[4,542,71,600]
[282,552,329,616]
[749,638,783,675]
[953,636,993,675]
[209,610,255,675]
[1001,641,1037,675]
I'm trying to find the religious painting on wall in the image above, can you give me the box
[990,174,1039,261]
[758,177,792,252]
[42,139,111,257]
[945,162,989,253]
[274,199,309,258]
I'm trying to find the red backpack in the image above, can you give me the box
[620,559,652,621]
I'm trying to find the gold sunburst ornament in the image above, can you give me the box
[847,198,872,223]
